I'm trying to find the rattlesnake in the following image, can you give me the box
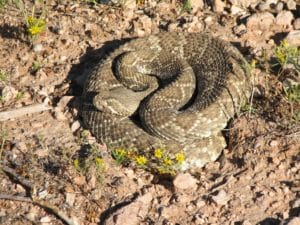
[82,32,252,170]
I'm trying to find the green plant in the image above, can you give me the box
[275,40,300,73]
[15,91,24,101]
[0,70,8,82]
[284,84,300,103]
[74,130,106,184]
[181,0,192,13]
[112,148,129,164]
[0,129,8,161]
[31,61,42,73]
[0,0,6,9]
[73,144,106,184]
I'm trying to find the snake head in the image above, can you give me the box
[92,86,153,119]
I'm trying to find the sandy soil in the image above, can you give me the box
[0,1,299,225]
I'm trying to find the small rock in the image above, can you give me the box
[258,2,270,11]
[65,192,76,206]
[1,86,18,102]
[40,216,52,223]
[104,193,152,225]
[275,10,294,30]
[53,109,67,121]
[269,140,278,147]
[194,198,206,207]
[286,0,296,10]
[57,96,73,111]
[160,205,178,219]
[229,0,260,9]
[241,220,252,225]
[189,0,204,13]
[246,12,275,30]
[168,22,180,32]
[204,16,213,24]
[213,0,226,12]
[140,15,152,34]
[275,2,284,12]
[231,5,245,15]
[292,199,300,208]
[0,210,6,217]
[71,120,81,132]
[293,18,300,30]
[173,173,198,190]
[211,189,230,205]
[123,0,136,9]
[286,217,300,225]
[286,30,300,46]
[37,189,48,198]
[187,17,203,33]
[33,43,43,52]
[233,24,247,36]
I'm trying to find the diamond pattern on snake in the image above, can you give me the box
[82,32,252,170]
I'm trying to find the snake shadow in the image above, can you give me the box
[65,37,134,96]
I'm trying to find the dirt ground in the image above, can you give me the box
[0,1,299,225]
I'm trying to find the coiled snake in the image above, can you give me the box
[82,32,252,170]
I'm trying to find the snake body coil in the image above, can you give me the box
[82,32,252,169]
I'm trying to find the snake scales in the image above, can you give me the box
[82,32,252,170]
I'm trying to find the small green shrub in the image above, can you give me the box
[181,0,192,13]
[275,40,300,72]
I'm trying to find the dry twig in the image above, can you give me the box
[0,98,52,121]
[0,164,80,225]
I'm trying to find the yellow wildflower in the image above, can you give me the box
[135,156,147,165]
[154,148,163,158]
[163,157,173,166]
[73,159,80,170]
[26,16,46,37]
[114,148,126,156]
[175,152,185,164]
[95,157,103,166]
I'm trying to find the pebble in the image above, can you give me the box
[71,120,81,132]
[275,1,284,12]
[173,173,198,190]
[286,0,296,10]
[33,43,43,52]
[229,0,260,8]
[1,86,18,102]
[241,220,253,225]
[293,18,300,30]
[123,0,136,9]
[246,12,275,30]
[269,140,278,147]
[211,189,230,205]
[194,198,206,207]
[275,10,294,30]
[231,5,245,15]
[189,0,204,13]
[40,216,52,223]
[286,30,300,46]
[204,16,213,25]
[233,24,247,36]
[54,109,67,121]
[213,0,226,12]
[65,192,76,206]
[258,2,270,11]
[286,217,300,225]
[104,193,152,225]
